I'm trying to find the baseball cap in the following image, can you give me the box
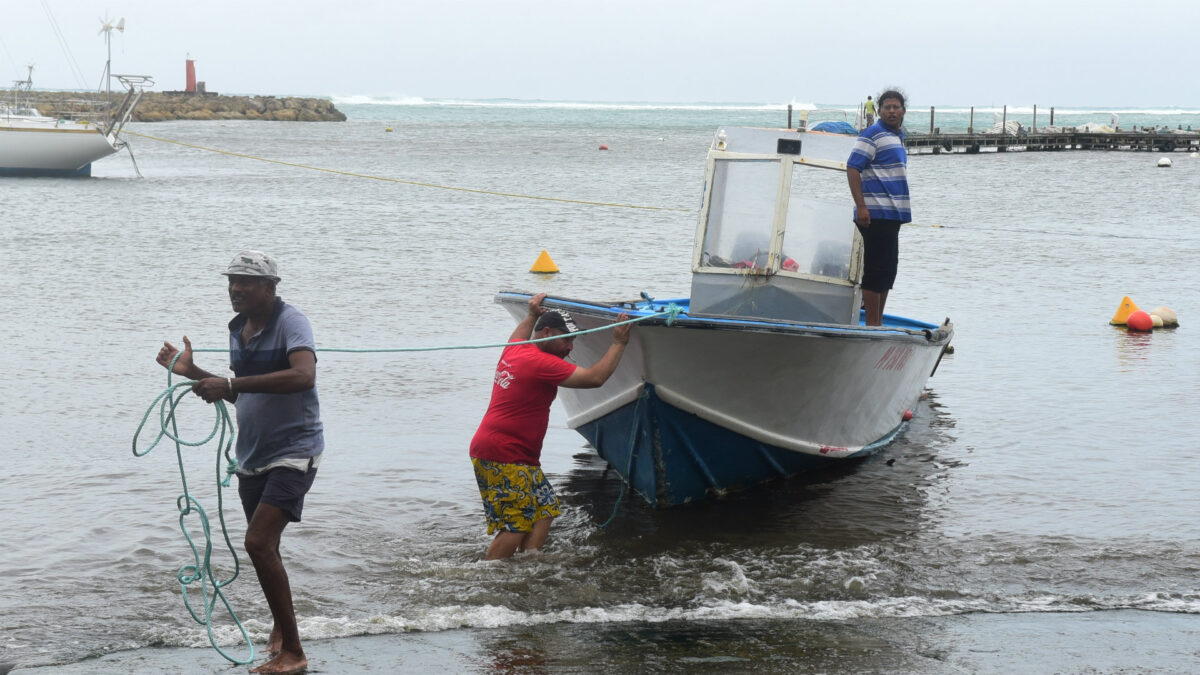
[222,250,281,282]
[534,309,579,334]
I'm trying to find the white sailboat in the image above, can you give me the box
[0,17,152,177]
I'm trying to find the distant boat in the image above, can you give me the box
[810,120,858,135]
[0,17,152,177]
[496,127,954,507]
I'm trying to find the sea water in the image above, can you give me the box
[1,100,1198,673]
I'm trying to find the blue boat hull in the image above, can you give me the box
[0,163,92,177]
[576,383,899,507]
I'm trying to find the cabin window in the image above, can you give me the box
[701,159,779,269]
[780,164,857,280]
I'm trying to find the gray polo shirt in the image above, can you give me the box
[228,298,324,473]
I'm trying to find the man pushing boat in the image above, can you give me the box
[469,292,631,560]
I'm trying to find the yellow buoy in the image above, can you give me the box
[1110,295,1140,325]
[385,126,393,132]
[530,249,559,274]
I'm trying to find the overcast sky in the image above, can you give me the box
[2,0,1196,107]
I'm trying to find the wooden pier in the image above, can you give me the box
[785,104,1200,155]
[904,130,1200,155]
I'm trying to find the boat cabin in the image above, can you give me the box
[691,126,863,325]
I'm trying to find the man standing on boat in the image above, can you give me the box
[156,250,322,674]
[863,95,875,127]
[470,292,630,560]
[847,89,910,326]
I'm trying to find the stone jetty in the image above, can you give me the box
[28,90,346,122]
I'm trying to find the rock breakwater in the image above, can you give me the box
[29,91,346,122]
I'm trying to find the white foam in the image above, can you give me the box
[700,558,758,596]
[329,95,431,106]
[325,96,822,113]
[152,592,1200,649]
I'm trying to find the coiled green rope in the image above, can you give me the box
[130,303,681,664]
[131,355,254,665]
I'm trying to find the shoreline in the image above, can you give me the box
[9,610,1199,674]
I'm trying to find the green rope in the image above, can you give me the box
[260,305,683,354]
[130,303,681,664]
[131,355,254,666]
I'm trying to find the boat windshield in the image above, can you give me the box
[699,152,858,283]
[700,159,779,269]
[780,164,856,281]
[691,128,862,323]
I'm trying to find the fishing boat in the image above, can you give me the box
[0,18,151,177]
[496,126,953,507]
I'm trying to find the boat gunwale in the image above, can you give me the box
[0,124,108,135]
[495,290,953,345]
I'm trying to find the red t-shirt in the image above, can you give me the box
[469,340,578,465]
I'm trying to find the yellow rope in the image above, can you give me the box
[125,130,695,213]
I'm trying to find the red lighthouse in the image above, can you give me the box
[185,57,196,93]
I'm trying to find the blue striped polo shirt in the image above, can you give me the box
[846,121,911,222]
[228,298,324,473]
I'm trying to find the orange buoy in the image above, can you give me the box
[1109,296,1140,325]
[599,144,609,150]
[530,249,559,274]
[1126,310,1153,332]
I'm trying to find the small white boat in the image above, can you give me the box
[497,126,954,507]
[1,20,151,177]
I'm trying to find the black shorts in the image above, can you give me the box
[237,464,318,523]
[858,218,903,292]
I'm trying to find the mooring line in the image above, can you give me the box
[131,131,1161,240]
[125,130,694,213]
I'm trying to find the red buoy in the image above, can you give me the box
[599,144,609,150]
[1126,310,1153,332]
[902,409,914,421]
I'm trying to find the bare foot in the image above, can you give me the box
[266,626,283,656]
[249,648,307,674]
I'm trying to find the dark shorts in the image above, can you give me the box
[858,218,903,292]
[238,464,318,523]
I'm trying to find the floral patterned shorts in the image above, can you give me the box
[472,457,562,534]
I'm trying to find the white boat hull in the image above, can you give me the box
[0,123,119,176]
[498,292,952,506]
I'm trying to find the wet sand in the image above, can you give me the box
[10,610,1197,674]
